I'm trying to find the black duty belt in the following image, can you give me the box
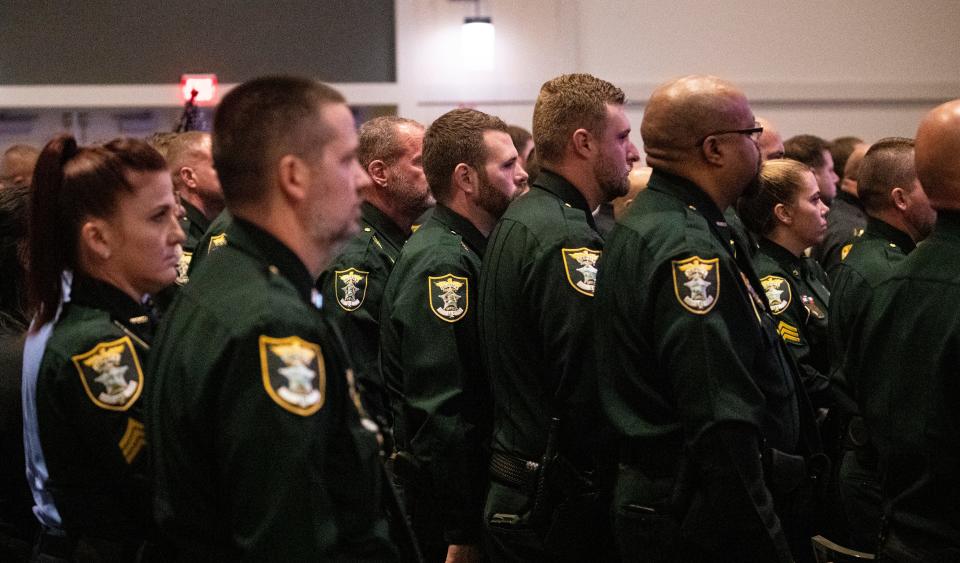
[489,451,539,491]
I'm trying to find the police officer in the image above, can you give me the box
[478,73,640,562]
[737,159,832,406]
[822,144,870,277]
[830,137,936,552]
[146,76,397,560]
[164,131,223,284]
[26,136,183,560]
[318,116,432,431]
[595,75,820,563]
[381,108,525,562]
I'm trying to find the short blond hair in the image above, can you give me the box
[532,73,625,165]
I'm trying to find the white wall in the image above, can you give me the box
[2,0,958,150]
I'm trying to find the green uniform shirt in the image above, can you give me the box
[845,211,960,561]
[814,191,867,275]
[175,200,211,285]
[36,275,154,545]
[828,217,914,396]
[184,209,232,278]
[595,171,811,561]
[147,217,395,561]
[753,237,832,403]
[479,169,603,465]
[318,202,408,426]
[380,204,489,546]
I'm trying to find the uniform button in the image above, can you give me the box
[268,265,280,275]
[564,203,572,208]
[363,227,372,232]
[792,269,800,277]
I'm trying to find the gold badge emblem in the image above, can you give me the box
[561,247,601,296]
[207,232,228,254]
[761,275,792,315]
[840,243,853,261]
[259,335,326,416]
[334,268,369,312]
[777,320,802,344]
[176,251,192,285]
[71,336,144,411]
[429,274,468,322]
[672,256,720,314]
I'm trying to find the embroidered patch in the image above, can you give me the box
[207,232,228,254]
[334,268,369,311]
[429,274,468,322]
[561,248,601,296]
[840,243,853,262]
[71,336,144,411]
[777,321,801,344]
[801,294,826,320]
[761,275,792,315]
[672,256,720,314]
[259,335,326,416]
[176,251,192,285]
[119,418,145,464]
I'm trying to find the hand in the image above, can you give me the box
[445,543,482,563]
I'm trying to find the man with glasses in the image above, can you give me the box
[595,75,818,562]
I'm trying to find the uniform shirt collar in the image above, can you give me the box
[361,201,408,252]
[431,204,488,256]
[835,190,865,212]
[68,273,155,335]
[647,169,728,227]
[227,217,316,305]
[758,237,803,270]
[182,199,212,234]
[532,169,599,232]
[865,216,916,254]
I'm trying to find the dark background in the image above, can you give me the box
[0,1,395,85]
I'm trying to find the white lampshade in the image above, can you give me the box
[462,16,495,71]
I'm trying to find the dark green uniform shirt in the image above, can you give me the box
[380,204,489,546]
[754,237,832,404]
[595,171,810,562]
[175,200,211,285]
[147,217,395,561]
[184,209,232,278]
[845,211,960,562]
[36,275,155,548]
[828,217,914,396]
[318,202,408,427]
[814,191,867,275]
[479,169,603,466]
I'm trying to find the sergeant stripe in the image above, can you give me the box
[777,321,801,344]
[119,418,145,464]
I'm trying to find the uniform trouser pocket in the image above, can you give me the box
[614,503,680,563]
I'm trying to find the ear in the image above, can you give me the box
[890,186,909,211]
[700,137,724,165]
[367,159,388,189]
[452,162,478,196]
[571,128,593,159]
[277,154,310,203]
[773,202,793,225]
[178,166,198,189]
[79,218,113,261]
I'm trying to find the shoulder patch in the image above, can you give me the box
[71,336,144,411]
[207,232,228,254]
[761,275,792,315]
[334,268,369,311]
[672,256,720,314]
[176,251,192,285]
[561,247,601,296]
[777,320,802,344]
[259,335,326,416]
[840,243,853,262]
[429,274,468,322]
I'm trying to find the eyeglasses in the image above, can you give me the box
[695,124,764,147]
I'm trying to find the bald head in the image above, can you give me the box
[756,117,784,161]
[1,144,40,188]
[915,99,960,210]
[642,75,753,161]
